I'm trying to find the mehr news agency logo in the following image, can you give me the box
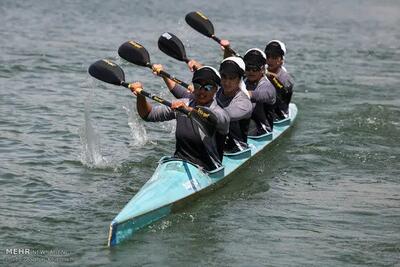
[4,248,73,263]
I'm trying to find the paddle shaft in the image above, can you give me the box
[144,63,191,89]
[265,72,285,91]
[159,69,191,89]
[210,35,240,57]
[120,81,189,115]
[88,59,216,139]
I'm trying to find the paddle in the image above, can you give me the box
[158,32,190,63]
[88,59,217,136]
[265,71,285,91]
[118,40,191,88]
[185,11,240,57]
[158,32,204,73]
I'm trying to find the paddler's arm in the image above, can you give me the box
[266,71,293,95]
[220,39,234,59]
[153,64,194,98]
[129,82,152,119]
[130,82,177,122]
[223,92,253,121]
[187,59,203,72]
[171,84,194,99]
[249,79,276,106]
[152,64,176,90]
[171,100,193,113]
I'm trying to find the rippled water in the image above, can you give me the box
[1,0,399,266]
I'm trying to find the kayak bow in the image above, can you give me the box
[108,103,298,247]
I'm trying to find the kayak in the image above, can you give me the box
[108,103,298,247]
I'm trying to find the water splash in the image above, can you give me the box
[79,99,109,168]
[122,105,148,147]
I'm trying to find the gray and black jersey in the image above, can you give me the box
[246,76,276,135]
[215,88,252,153]
[144,97,229,171]
[269,67,294,120]
[171,84,253,153]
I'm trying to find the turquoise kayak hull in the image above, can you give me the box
[108,103,298,247]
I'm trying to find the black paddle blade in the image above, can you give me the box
[185,11,215,38]
[158,32,188,62]
[88,59,125,85]
[118,41,150,67]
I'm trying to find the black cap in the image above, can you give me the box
[264,41,285,57]
[243,49,266,68]
[219,60,244,77]
[192,66,221,86]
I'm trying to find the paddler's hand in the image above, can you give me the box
[187,59,202,72]
[220,39,230,50]
[266,71,278,79]
[152,64,163,76]
[171,100,193,113]
[129,82,143,96]
[187,84,194,93]
[220,39,234,58]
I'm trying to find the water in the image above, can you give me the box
[1,0,399,266]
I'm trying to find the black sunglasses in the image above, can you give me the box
[193,83,215,92]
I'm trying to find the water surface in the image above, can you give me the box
[1,0,399,266]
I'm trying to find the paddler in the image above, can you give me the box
[130,66,229,171]
[217,56,252,152]
[216,39,278,134]
[156,57,253,154]
[264,40,294,120]
[221,39,294,122]
[242,48,277,135]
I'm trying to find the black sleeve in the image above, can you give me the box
[171,84,194,99]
